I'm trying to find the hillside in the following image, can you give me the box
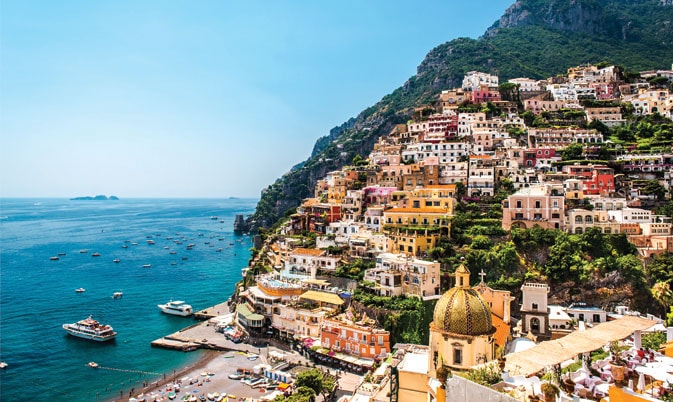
[249,0,673,229]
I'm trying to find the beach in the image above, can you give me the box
[115,348,287,402]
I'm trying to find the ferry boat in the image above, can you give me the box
[62,316,117,342]
[157,300,193,316]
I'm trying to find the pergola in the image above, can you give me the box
[504,316,657,376]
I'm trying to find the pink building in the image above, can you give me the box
[502,184,566,231]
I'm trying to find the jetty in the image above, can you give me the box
[151,300,260,354]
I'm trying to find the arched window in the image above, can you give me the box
[585,215,593,223]
[575,227,583,234]
[531,317,540,332]
[575,216,583,223]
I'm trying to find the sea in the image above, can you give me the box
[0,198,257,402]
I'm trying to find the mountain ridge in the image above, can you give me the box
[249,0,673,229]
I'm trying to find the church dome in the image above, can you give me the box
[432,264,494,336]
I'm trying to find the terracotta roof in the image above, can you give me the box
[492,314,510,348]
[292,248,325,256]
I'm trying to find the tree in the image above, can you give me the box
[641,180,666,201]
[294,368,336,401]
[651,281,673,314]
[498,82,519,102]
[561,143,584,161]
[274,386,316,402]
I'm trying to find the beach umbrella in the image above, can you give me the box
[637,373,646,392]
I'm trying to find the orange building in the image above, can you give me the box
[321,315,391,359]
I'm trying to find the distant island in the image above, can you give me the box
[70,195,119,201]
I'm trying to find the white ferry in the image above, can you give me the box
[62,316,117,342]
[157,300,193,316]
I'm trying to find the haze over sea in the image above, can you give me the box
[0,198,257,401]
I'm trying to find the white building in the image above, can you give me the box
[508,77,541,92]
[462,71,499,91]
[363,253,441,300]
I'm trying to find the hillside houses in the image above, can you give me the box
[235,63,673,381]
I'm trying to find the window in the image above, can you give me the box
[532,303,538,310]
[516,200,522,208]
[453,348,462,365]
[531,317,540,332]
[535,201,541,208]
[593,314,601,323]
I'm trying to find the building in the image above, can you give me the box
[462,71,499,91]
[428,264,496,373]
[321,313,391,360]
[519,282,551,341]
[363,253,441,300]
[565,302,607,325]
[501,184,566,231]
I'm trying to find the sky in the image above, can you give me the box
[1,1,512,199]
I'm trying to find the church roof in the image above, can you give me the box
[492,314,510,347]
[432,286,494,336]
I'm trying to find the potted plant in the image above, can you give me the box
[541,382,560,402]
[609,341,627,386]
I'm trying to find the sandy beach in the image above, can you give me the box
[112,348,294,402]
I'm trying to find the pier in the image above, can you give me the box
[152,300,262,354]
[193,300,231,320]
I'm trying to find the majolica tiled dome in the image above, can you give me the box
[432,264,493,336]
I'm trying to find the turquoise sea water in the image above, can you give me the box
[0,198,257,401]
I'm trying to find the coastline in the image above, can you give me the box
[108,350,219,402]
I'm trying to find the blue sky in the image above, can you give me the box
[1,1,512,198]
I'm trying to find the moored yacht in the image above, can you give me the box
[157,300,193,316]
[63,315,117,342]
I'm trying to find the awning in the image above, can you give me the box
[504,316,657,376]
[236,304,264,321]
[299,290,344,306]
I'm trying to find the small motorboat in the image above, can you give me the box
[112,291,123,299]
[92,252,101,257]
[79,249,89,254]
[50,256,60,261]
[58,252,67,256]
[0,362,8,369]
[75,288,86,293]
[88,361,99,368]
[143,264,151,268]
[113,258,121,263]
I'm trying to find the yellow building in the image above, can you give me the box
[428,264,496,375]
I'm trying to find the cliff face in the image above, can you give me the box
[486,0,609,37]
[249,0,673,230]
[486,0,673,44]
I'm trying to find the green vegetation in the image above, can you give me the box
[352,292,434,345]
[642,331,667,352]
[463,362,502,386]
[335,258,375,280]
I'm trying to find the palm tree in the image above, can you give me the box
[651,281,673,315]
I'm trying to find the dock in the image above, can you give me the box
[193,300,231,320]
[152,300,259,354]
